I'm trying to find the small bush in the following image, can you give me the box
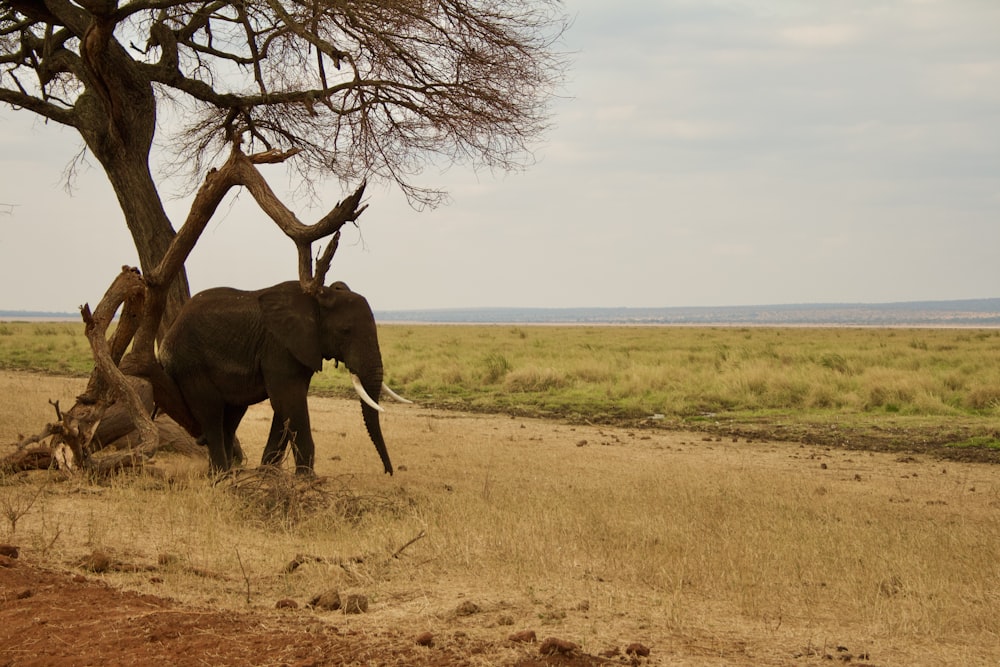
[483,353,512,383]
[965,384,1000,411]
[504,367,568,392]
[568,362,615,384]
[861,369,921,411]
[819,353,850,374]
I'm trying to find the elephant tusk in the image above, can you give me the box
[382,382,413,404]
[352,373,384,412]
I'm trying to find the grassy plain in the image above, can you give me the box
[2,321,1000,664]
[4,321,998,455]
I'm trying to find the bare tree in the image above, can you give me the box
[0,0,567,474]
[0,0,567,325]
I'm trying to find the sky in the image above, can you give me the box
[1,0,999,312]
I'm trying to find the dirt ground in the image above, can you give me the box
[1,557,637,667]
[2,372,1000,666]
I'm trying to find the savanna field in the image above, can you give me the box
[2,322,1000,665]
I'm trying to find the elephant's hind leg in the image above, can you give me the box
[182,394,230,473]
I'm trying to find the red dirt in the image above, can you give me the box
[0,557,615,666]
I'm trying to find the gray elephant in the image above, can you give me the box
[157,280,404,475]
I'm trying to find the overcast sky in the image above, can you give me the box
[2,0,999,312]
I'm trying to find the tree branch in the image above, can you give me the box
[145,140,365,311]
[220,144,367,287]
[79,268,158,458]
[0,89,76,125]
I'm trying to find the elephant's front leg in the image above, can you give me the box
[260,411,292,467]
[266,386,315,474]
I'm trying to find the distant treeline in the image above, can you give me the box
[5,298,1000,326]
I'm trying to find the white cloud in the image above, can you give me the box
[650,118,735,141]
[923,61,1000,100]
[710,243,755,258]
[594,105,637,122]
[779,24,861,48]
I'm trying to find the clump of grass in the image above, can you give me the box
[965,384,1000,411]
[223,468,336,526]
[818,352,851,374]
[504,366,567,392]
[482,352,512,383]
[222,467,413,529]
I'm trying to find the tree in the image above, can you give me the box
[0,0,567,325]
[0,0,567,474]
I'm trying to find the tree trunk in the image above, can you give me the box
[100,153,191,333]
[72,38,190,331]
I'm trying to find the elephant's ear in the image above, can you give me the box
[258,286,324,372]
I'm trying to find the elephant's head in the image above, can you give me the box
[259,281,395,474]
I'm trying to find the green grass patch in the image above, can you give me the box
[949,435,1000,450]
[4,321,1000,456]
[0,321,94,375]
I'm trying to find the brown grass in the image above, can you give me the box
[2,370,1000,665]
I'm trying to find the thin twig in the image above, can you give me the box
[235,548,251,604]
[392,530,427,559]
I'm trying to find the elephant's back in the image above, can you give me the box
[160,288,266,375]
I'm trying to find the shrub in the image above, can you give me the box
[819,353,851,374]
[965,384,1000,411]
[859,366,939,410]
[482,353,512,383]
[504,367,568,392]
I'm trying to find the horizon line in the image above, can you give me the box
[4,295,1000,318]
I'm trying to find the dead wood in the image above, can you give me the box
[0,446,57,474]
[101,417,203,457]
[84,450,158,478]
[91,376,155,449]
[283,530,427,575]
[2,416,204,474]
[33,266,161,473]
[12,424,57,451]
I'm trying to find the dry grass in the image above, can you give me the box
[2,370,1000,664]
[365,325,1000,418]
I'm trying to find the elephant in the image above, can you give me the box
[157,280,404,475]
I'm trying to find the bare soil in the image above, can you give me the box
[1,558,624,666]
[0,535,878,667]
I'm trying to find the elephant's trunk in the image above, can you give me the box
[358,371,393,475]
